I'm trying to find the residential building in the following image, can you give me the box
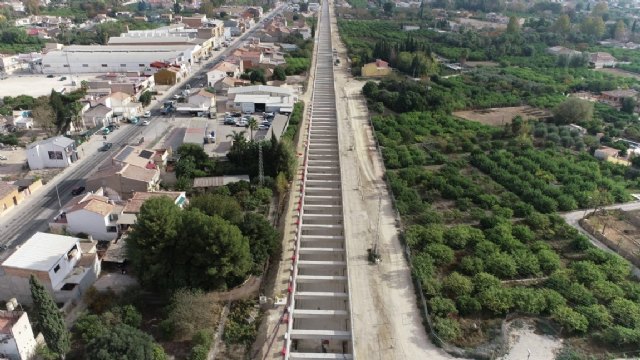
[589,52,617,68]
[600,89,638,106]
[26,136,78,170]
[212,76,249,92]
[154,67,182,85]
[86,163,160,199]
[109,92,141,118]
[206,61,242,86]
[188,89,216,109]
[112,145,167,169]
[0,54,27,74]
[0,232,101,305]
[10,111,33,130]
[49,193,119,241]
[402,25,420,31]
[81,104,113,129]
[232,49,263,69]
[117,191,186,229]
[0,309,38,360]
[41,45,196,74]
[182,14,207,28]
[595,146,621,161]
[0,182,21,217]
[361,59,391,77]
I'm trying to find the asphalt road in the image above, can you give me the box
[0,4,285,249]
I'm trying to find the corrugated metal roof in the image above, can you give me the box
[2,232,79,272]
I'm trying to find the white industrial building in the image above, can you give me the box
[41,45,197,74]
[227,85,297,113]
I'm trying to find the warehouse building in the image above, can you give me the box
[41,45,198,74]
[226,85,297,113]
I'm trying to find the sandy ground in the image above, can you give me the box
[330,3,455,359]
[0,73,99,98]
[453,106,551,126]
[499,320,563,360]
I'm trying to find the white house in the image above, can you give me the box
[81,104,113,129]
[0,232,101,304]
[188,89,216,108]
[109,92,141,118]
[0,310,38,360]
[50,193,118,241]
[206,61,241,87]
[26,136,78,170]
[10,111,33,130]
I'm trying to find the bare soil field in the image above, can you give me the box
[454,106,551,126]
[584,209,640,262]
[595,68,640,81]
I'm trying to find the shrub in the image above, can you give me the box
[433,317,460,342]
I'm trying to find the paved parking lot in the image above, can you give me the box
[0,73,99,98]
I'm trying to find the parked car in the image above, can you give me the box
[224,118,237,125]
[143,111,151,118]
[243,109,253,114]
[46,74,55,78]
[0,155,7,160]
[71,186,85,196]
[207,130,216,142]
[128,117,139,124]
[236,119,248,127]
[263,112,275,117]
[259,124,269,130]
[59,76,67,81]
[102,128,111,135]
[99,142,113,151]
[141,120,150,126]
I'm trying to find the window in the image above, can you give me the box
[63,64,69,67]
[82,64,88,67]
[109,214,119,221]
[107,226,118,233]
[102,64,108,67]
[43,64,51,68]
[61,283,76,291]
[120,64,126,67]
[53,264,60,273]
[47,151,62,160]
[139,64,145,67]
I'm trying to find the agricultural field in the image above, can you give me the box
[373,111,640,355]
[454,106,551,126]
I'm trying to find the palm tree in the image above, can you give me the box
[248,117,258,140]
[226,130,246,150]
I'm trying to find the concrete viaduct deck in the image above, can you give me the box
[284,0,354,359]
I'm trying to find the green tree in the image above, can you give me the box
[248,117,258,140]
[240,212,280,272]
[429,296,458,317]
[622,97,636,114]
[273,66,286,81]
[442,272,473,297]
[85,324,167,360]
[552,306,588,333]
[173,1,181,14]
[139,91,152,107]
[425,243,454,266]
[432,317,460,341]
[553,98,594,125]
[553,14,571,35]
[189,193,243,225]
[161,289,222,341]
[127,197,252,291]
[581,16,606,38]
[506,16,520,34]
[479,287,513,314]
[383,2,394,15]
[30,276,71,359]
[227,130,247,150]
[577,304,612,329]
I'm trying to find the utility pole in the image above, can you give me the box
[258,141,264,186]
